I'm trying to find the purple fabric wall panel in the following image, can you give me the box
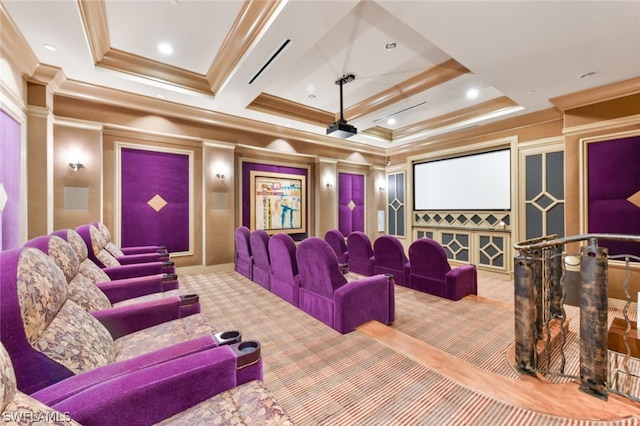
[121,148,190,252]
[588,136,640,258]
[241,162,307,240]
[0,110,21,251]
[338,173,365,235]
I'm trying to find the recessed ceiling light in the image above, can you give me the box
[580,71,598,79]
[158,43,173,55]
[308,94,316,99]
[384,42,397,51]
[43,44,57,51]
[387,118,396,126]
[466,88,479,99]
[156,94,165,98]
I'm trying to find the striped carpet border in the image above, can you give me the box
[179,269,639,425]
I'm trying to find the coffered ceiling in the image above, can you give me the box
[3,0,640,149]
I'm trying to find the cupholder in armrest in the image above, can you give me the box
[162,260,175,267]
[229,340,261,368]
[162,273,178,282]
[179,294,199,306]
[339,263,349,274]
[214,330,242,346]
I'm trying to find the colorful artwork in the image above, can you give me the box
[250,171,306,234]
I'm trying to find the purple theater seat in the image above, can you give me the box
[76,223,175,276]
[53,228,179,297]
[346,231,376,276]
[373,235,410,287]
[234,226,253,280]
[25,234,199,318]
[94,221,169,256]
[268,233,300,306]
[408,238,478,301]
[0,341,289,425]
[0,246,218,394]
[324,229,349,264]
[296,237,394,334]
[249,230,271,290]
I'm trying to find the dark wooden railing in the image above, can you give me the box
[513,234,640,401]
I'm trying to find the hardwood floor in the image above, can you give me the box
[358,309,640,421]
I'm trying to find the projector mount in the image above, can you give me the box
[326,73,358,138]
[335,73,355,124]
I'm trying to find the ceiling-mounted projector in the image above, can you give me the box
[326,74,357,139]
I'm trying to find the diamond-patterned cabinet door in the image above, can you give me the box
[524,151,565,239]
[387,172,405,237]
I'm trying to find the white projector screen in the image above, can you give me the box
[413,149,511,210]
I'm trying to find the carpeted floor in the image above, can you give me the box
[179,268,639,425]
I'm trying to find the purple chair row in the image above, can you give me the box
[325,229,477,301]
[234,227,395,333]
[0,231,291,423]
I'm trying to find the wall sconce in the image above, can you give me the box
[215,173,225,181]
[326,182,333,189]
[69,162,85,171]
[378,186,385,192]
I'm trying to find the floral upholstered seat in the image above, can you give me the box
[0,246,216,394]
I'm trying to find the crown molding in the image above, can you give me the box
[343,58,470,122]
[0,2,39,77]
[206,0,284,95]
[77,0,110,62]
[247,92,335,126]
[550,77,640,111]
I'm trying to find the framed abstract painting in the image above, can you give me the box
[250,171,306,234]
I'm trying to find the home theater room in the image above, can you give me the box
[1,0,640,424]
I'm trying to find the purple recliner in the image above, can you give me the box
[234,226,253,280]
[268,233,300,306]
[75,223,176,278]
[0,246,218,394]
[249,230,271,290]
[324,229,348,264]
[0,340,290,425]
[346,231,376,276]
[95,221,169,256]
[408,238,478,301]
[53,228,179,297]
[373,235,410,287]
[296,237,394,334]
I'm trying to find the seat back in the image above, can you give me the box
[0,247,115,394]
[234,226,253,279]
[373,235,409,285]
[24,235,112,312]
[297,237,347,300]
[75,223,121,268]
[408,238,452,282]
[324,229,347,263]
[96,221,125,257]
[52,229,113,285]
[346,231,375,275]
[249,230,271,289]
[268,233,299,305]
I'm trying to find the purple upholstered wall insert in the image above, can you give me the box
[338,172,365,235]
[588,136,640,258]
[0,109,21,251]
[121,148,190,252]
[241,162,308,240]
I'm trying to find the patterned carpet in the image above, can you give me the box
[179,268,639,425]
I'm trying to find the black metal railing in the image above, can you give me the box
[513,233,640,401]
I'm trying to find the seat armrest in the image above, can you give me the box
[103,262,165,280]
[121,245,166,255]
[50,346,237,426]
[445,264,478,300]
[116,252,169,265]
[32,335,219,406]
[334,274,391,333]
[91,298,181,339]
[96,274,165,304]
